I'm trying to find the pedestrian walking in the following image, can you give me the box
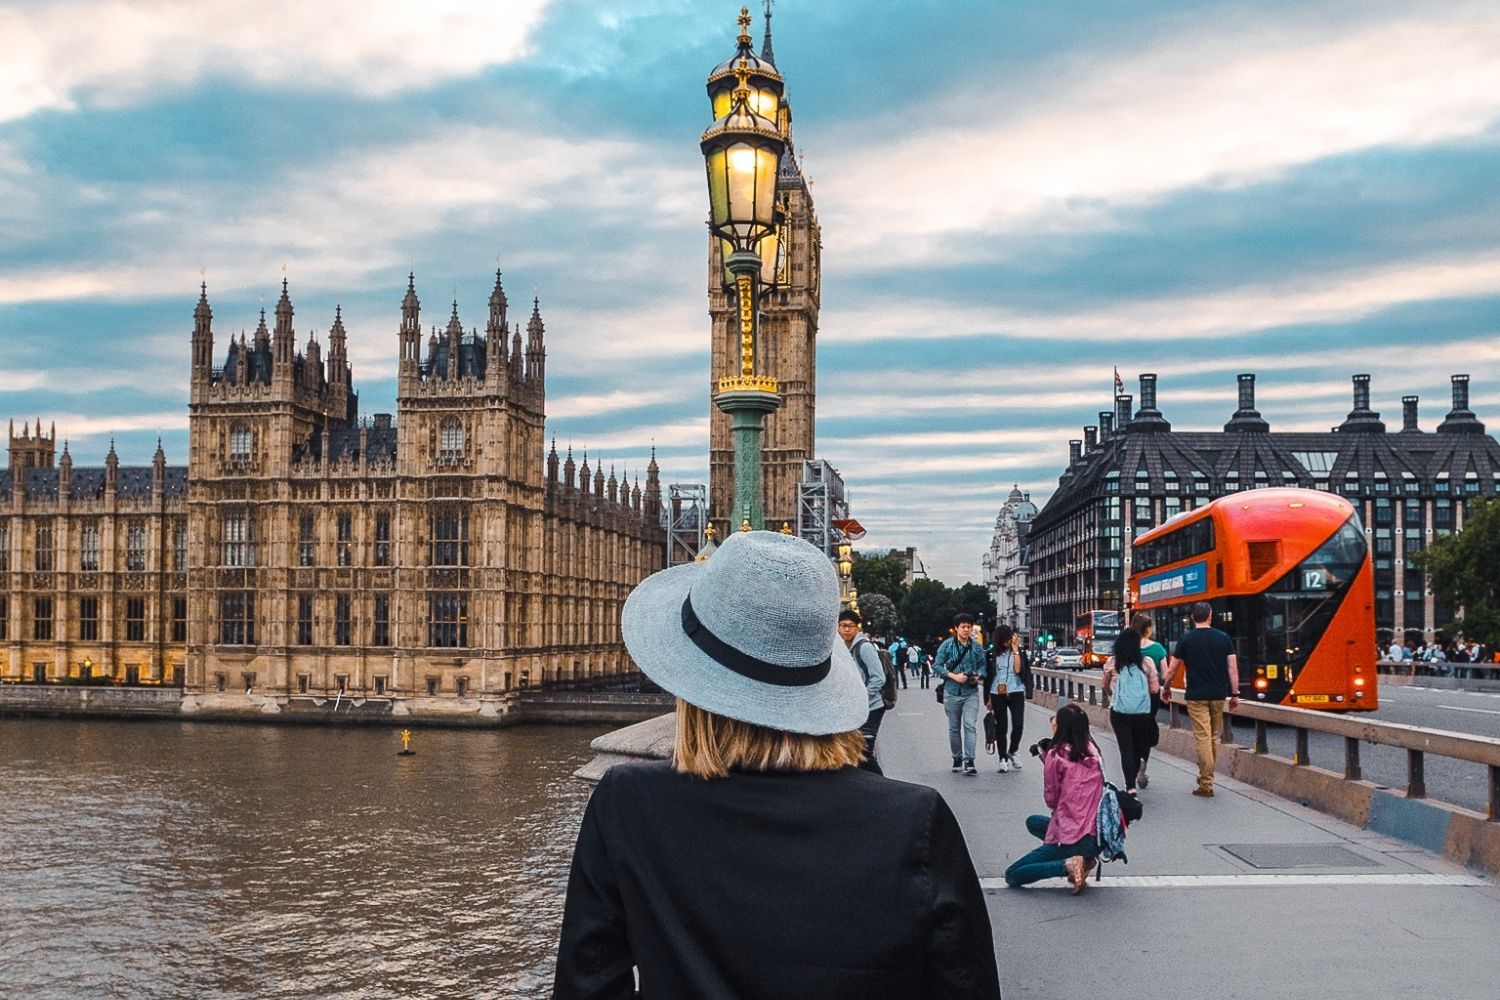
[911,644,930,688]
[1163,601,1240,797]
[891,637,910,689]
[839,609,888,775]
[986,624,1031,773]
[552,530,1003,999]
[935,613,988,774]
[1102,628,1159,794]
[1003,703,1105,894]
[1130,612,1167,788]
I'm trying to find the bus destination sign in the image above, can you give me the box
[1138,560,1208,602]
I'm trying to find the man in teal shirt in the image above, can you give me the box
[934,613,987,774]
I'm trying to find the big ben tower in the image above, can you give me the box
[707,4,822,535]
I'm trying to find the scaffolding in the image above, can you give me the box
[797,460,848,556]
[666,483,707,566]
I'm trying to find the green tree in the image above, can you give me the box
[900,578,957,649]
[1413,499,1500,648]
[852,555,908,606]
[951,582,997,633]
[859,593,899,638]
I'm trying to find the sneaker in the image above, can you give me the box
[1008,755,1022,771]
[963,759,977,775]
[952,758,962,773]
[998,756,1012,773]
[1137,761,1149,789]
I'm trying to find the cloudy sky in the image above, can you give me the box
[2,0,1499,583]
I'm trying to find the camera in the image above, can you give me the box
[1028,737,1054,758]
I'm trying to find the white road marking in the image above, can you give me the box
[979,873,1487,890]
[1436,704,1500,716]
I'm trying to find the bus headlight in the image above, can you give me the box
[1353,677,1365,687]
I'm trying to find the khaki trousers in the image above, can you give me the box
[1185,700,1225,792]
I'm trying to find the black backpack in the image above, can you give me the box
[854,638,899,711]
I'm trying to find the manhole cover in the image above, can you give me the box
[1221,844,1380,870]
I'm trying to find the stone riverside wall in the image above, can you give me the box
[0,684,671,728]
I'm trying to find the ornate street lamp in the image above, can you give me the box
[702,7,787,530]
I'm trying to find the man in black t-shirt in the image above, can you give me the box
[1164,601,1240,797]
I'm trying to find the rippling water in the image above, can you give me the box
[0,718,606,999]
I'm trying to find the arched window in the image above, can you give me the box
[439,418,464,461]
[229,423,252,460]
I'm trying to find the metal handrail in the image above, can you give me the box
[1030,666,1500,821]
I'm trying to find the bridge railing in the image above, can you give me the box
[1030,666,1500,822]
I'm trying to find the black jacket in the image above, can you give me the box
[553,760,1002,1000]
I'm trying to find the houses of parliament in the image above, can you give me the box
[0,270,666,707]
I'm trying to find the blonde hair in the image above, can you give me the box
[672,699,867,780]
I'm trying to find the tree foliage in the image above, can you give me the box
[859,593,899,638]
[852,555,908,606]
[951,582,997,632]
[1413,498,1500,648]
[900,578,957,649]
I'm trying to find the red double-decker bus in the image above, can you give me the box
[1128,488,1378,711]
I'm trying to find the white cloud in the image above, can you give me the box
[816,4,1500,265]
[0,0,553,123]
[820,251,1500,346]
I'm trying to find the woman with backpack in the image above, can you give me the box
[1131,612,1168,788]
[1102,627,1159,794]
[1002,702,1105,894]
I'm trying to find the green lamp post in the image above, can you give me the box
[701,8,787,532]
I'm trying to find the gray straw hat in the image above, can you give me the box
[621,530,869,735]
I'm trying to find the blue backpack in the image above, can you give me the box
[1112,662,1151,715]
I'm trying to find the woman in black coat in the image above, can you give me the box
[552,531,1002,999]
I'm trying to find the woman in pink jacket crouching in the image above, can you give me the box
[1003,702,1105,894]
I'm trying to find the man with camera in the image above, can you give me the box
[935,612,988,775]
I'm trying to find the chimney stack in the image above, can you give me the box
[1099,411,1114,436]
[1437,374,1485,434]
[1132,373,1170,430]
[1115,394,1132,430]
[1402,395,1420,432]
[1069,439,1082,464]
[1084,426,1098,452]
[1338,373,1384,433]
[1225,372,1270,432]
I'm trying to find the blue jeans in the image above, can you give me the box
[945,688,981,761]
[1004,815,1100,887]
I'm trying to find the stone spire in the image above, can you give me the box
[511,321,523,375]
[486,268,509,385]
[644,446,662,512]
[58,441,72,500]
[594,461,606,498]
[526,296,546,384]
[446,300,463,379]
[272,278,295,369]
[564,445,576,489]
[192,282,214,377]
[608,465,619,505]
[547,437,560,484]
[760,0,776,63]
[104,438,119,496]
[579,451,591,491]
[152,437,166,497]
[399,272,422,377]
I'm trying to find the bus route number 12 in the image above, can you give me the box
[1301,568,1326,590]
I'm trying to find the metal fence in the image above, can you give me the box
[1031,666,1500,822]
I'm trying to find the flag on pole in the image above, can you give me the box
[1114,366,1124,395]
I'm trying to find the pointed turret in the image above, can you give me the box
[594,462,606,498]
[487,269,509,386]
[632,475,642,513]
[608,465,619,505]
[579,452,591,492]
[328,306,348,377]
[547,438,560,485]
[192,282,214,379]
[272,278,295,369]
[526,296,546,384]
[400,273,422,377]
[564,446,577,489]
[446,301,463,379]
[104,438,119,496]
[58,441,72,500]
[644,446,662,513]
[511,321,523,376]
[760,0,776,64]
[152,437,166,497]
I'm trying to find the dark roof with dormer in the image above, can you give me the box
[1031,374,1500,536]
[0,466,188,502]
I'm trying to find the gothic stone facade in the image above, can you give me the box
[982,486,1038,637]
[707,15,822,535]
[1028,372,1500,645]
[1,272,665,704]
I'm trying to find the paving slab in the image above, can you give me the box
[877,688,1500,1000]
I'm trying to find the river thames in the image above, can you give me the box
[0,717,605,999]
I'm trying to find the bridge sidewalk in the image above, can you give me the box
[877,687,1500,1000]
